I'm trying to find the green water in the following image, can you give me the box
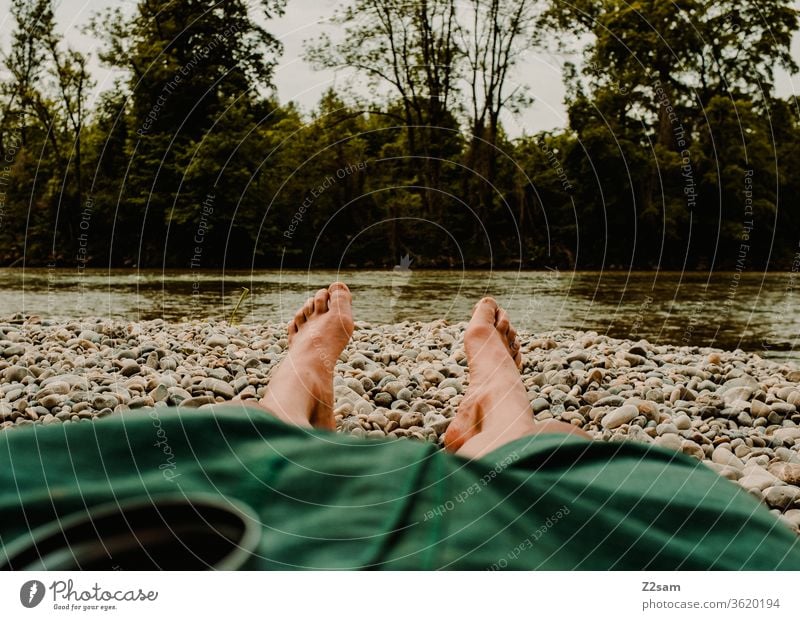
[1,268,797,362]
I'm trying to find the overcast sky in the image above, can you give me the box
[1,0,799,137]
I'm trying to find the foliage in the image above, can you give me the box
[0,0,798,270]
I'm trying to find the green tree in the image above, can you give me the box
[457,0,542,233]
[91,0,286,265]
[545,0,798,268]
[0,0,92,263]
[307,0,462,219]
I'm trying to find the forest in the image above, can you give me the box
[1,0,799,270]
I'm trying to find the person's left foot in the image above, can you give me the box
[258,283,354,429]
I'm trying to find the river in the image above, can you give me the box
[0,268,797,362]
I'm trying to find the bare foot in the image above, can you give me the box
[445,297,588,459]
[257,282,354,429]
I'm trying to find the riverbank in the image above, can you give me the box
[2,316,800,532]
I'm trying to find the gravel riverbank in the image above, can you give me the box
[2,315,800,532]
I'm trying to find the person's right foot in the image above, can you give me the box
[445,297,587,458]
[258,282,354,429]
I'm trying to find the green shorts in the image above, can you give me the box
[1,404,798,569]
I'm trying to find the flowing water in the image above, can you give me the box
[1,268,797,362]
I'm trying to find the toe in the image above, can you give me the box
[302,298,314,318]
[507,326,518,347]
[314,288,330,313]
[328,282,351,309]
[294,307,307,327]
[471,297,498,324]
[496,309,511,336]
[288,319,298,337]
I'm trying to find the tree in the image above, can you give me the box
[307,0,462,217]
[90,0,287,266]
[0,0,93,261]
[458,0,542,228]
[545,0,799,268]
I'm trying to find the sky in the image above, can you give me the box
[1,0,799,138]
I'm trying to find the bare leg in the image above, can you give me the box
[444,297,589,459]
[256,282,354,430]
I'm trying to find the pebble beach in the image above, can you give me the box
[2,315,800,533]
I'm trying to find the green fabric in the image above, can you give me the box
[1,403,799,569]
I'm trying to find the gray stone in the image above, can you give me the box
[775,447,800,464]
[771,402,796,416]
[595,395,625,408]
[424,413,451,435]
[721,386,753,405]
[438,378,463,393]
[3,344,25,357]
[180,395,216,408]
[704,462,742,481]
[763,486,800,510]
[601,405,639,429]
[399,411,424,429]
[206,334,230,348]
[149,384,170,402]
[0,402,14,420]
[120,360,140,377]
[367,411,389,427]
[410,401,432,414]
[207,368,234,382]
[738,470,783,492]
[4,365,29,382]
[680,439,705,460]
[128,396,154,409]
[434,387,458,402]
[772,428,800,444]
[396,388,414,402]
[201,378,234,399]
[768,462,800,485]
[531,398,549,414]
[750,400,771,418]
[374,392,393,407]
[420,368,443,385]
[42,374,90,390]
[93,394,119,410]
[345,378,365,396]
[656,423,678,436]
[78,330,101,343]
[782,509,800,529]
[145,351,160,369]
[38,394,64,409]
[37,381,70,397]
[383,381,406,398]
[711,446,744,469]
